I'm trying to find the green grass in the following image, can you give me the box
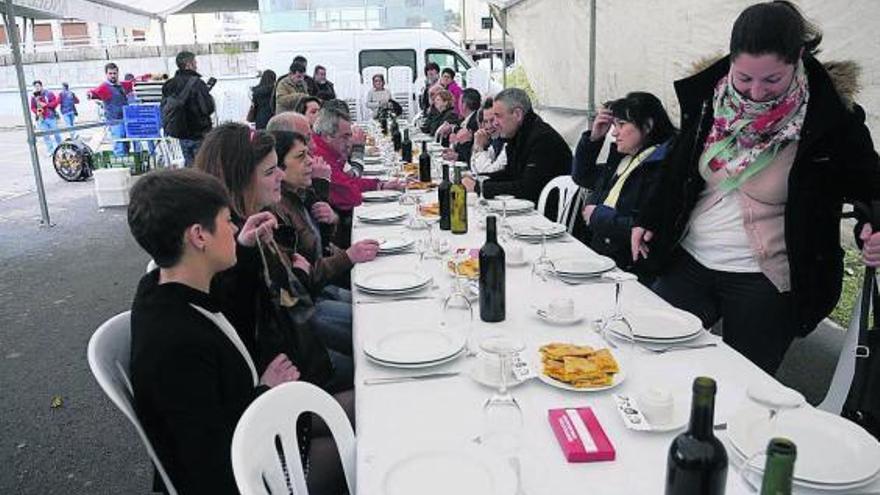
[505,66,539,106]
[830,246,865,327]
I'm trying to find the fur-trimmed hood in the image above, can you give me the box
[687,54,862,110]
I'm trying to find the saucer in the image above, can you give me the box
[534,307,585,325]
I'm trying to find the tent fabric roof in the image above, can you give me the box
[1,0,258,28]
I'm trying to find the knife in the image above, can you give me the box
[363,371,461,385]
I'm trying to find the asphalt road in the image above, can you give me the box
[1,130,151,494]
[0,129,851,494]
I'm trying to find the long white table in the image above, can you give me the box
[350,195,880,495]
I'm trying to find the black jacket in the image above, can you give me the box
[454,110,480,163]
[638,55,880,336]
[573,131,672,277]
[251,84,274,130]
[131,273,267,495]
[483,111,573,207]
[421,107,460,136]
[161,69,214,139]
[314,80,336,101]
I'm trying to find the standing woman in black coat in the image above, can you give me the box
[632,1,880,373]
[572,92,676,283]
[251,69,276,130]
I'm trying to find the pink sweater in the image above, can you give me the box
[691,143,798,292]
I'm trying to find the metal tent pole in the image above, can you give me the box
[4,1,51,226]
[159,17,170,76]
[501,9,507,88]
[587,0,597,120]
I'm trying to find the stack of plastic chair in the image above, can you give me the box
[388,65,414,120]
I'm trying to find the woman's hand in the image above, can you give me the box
[590,108,614,141]
[582,204,597,225]
[291,253,312,274]
[237,211,277,247]
[347,239,380,263]
[631,226,654,261]
[310,202,338,225]
[462,176,476,193]
[311,156,332,181]
[260,353,300,387]
[860,224,880,267]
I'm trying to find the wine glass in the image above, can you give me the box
[478,335,526,456]
[495,194,515,240]
[473,174,490,216]
[442,249,475,323]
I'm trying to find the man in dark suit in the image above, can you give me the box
[441,88,482,163]
[464,88,572,206]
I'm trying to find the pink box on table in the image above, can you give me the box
[548,407,616,463]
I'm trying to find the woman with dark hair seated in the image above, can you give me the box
[127,169,302,494]
[195,122,355,393]
[271,130,381,357]
[572,92,677,282]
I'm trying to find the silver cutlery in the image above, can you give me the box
[641,342,718,354]
[363,371,460,386]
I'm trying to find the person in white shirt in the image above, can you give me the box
[470,98,507,174]
[365,74,391,114]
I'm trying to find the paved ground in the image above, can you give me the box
[0,128,852,493]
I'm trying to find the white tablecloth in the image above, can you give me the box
[350,197,880,495]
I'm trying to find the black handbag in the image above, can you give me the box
[255,235,333,387]
[842,202,880,439]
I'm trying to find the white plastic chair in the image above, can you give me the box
[388,66,414,119]
[465,67,490,95]
[361,66,387,86]
[231,381,356,495]
[87,312,179,495]
[818,277,874,414]
[537,175,583,229]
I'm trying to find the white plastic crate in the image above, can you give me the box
[96,187,130,208]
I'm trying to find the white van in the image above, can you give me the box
[257,28,495,119]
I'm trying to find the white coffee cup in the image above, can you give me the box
[467,191,478,206]
[547,298,575,319]
[639,387,674,426]
[507,244,524,264]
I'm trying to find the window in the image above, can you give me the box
[61,22,89,46]
[34,24,53,44]
[359,49,417,81]
[132,30,146,42]
[425,49,471,76]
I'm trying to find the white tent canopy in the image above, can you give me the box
[490,0,880,145]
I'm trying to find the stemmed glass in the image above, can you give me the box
[595,273,637,352]
[478,335,526,456]
[495,194,515,240]
[442,249,475,322]
[473,174,490,217]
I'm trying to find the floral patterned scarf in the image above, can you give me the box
[699,61,809,193]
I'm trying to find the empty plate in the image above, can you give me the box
[357,207,408,224]
[355,270,432,294]
[378,237,415,254]
[364,328,466,365]
[363,190,403,202]
[381,448,516,495]
[553,256,616,277]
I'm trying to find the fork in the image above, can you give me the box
[641,342,718,354]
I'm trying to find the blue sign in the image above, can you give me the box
[123,104,162,139]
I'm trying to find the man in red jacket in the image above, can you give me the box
[29,80,62,154]
[87,63,136,156]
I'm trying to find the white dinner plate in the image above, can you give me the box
[378,237,415,254]
[511,223,567,239]
[381,447,516,495]
[364,328,466,365]
[362,165,388,176]
[355,270,432,294]
[363,190,402,202]
[357,207,408,224]
[728,405,880,485]
[365,348,464,369]
[552,256,616,277]
[612,306,705,341]
[487,198,534,213]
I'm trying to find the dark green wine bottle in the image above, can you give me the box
[760,438,796,495]
[479,215,505,322]
[665,377,728,495]
[438,164,452,231]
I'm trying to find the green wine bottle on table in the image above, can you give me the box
[450,166,468,235]
[665,376,728,495]
[760,438,796,495]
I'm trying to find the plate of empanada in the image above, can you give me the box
[537,342,625,392]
